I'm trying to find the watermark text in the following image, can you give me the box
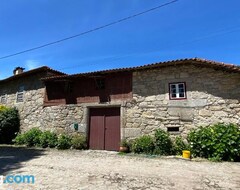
[0,175,35,185]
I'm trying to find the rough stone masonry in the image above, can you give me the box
[124,64,240,138]
[0,63,240,139]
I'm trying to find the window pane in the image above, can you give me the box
[179,88,184,93]
[19,86,24,92]
[179,93,185,97]
[17,86,24,102]
[169,83,186,99]
[96,79,105,90]
[178,86,184,89]
[178,84,184,88]
[171,85,176,89]
[17,92,24,102]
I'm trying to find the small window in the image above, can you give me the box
[16,86,24,103]
[96,79,105,90]
[167,127,179,132]
[1,95,7,104]
[169,82,186,100]
[65,82,74,94]
[68,82,74,93]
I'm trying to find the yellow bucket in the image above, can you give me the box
[182,150,191,159]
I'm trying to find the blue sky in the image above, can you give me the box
[0,0,240,79]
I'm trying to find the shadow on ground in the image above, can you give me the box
[0,145,45,175]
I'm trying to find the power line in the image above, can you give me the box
[58,24,240,71]
[0,0,179,60]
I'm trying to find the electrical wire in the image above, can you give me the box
[58,24,240,71]
[0,0,179,60]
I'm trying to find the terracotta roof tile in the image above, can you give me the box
[42,58,240,81]
[0,66,66,83]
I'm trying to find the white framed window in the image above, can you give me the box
[0,94,7,104]
[169,82,186,100]
[16,86,24,103]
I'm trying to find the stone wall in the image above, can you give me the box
[1,64,240,140]
[40,105,84,134]
[0,73,85,134]
[124,64,240,138]
[0,73,45,131]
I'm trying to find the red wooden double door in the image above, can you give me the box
[89,107,120,151]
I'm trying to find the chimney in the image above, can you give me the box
[13,67,25,75]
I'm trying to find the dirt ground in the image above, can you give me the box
[0,146,240,190]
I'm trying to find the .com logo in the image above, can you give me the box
[0,174,35,185]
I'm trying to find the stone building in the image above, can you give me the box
[42,58,240,150]
[126,59,240,138]
[0,58,240,151]
[0,66,65,131]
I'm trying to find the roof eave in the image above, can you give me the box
[41,58,240,82]
[0,66,66,84]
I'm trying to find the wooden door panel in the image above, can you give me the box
[89,110,105,150]
[89,108,120,151]
[104,112,120,151]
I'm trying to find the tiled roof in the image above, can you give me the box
[0,66,66,83]
[42,58,240,81]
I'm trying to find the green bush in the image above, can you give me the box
[120,139,129,147]
[14,133,26,145]
[39,131,58,148]
[14,129,72,149]
[132,135,155,154]
[173,136,190,155]
[22,128,43,147]
[0,106,20,144]
[57,134,72,150]
[188,123,240,161]
[154,129,173,155]
[71,134,87,150]
[125,139,135,152]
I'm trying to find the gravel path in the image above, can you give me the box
[1,147,240,190]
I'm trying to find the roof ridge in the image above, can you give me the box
[42,58,240,81]
[31,66,66,75]
[0,65,66,83]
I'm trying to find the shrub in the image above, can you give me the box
[0,105,8,111]
[154,129,173,155]
[57,134,72,150]
[188,123,240,161]
[14,133,26,145]
[39,131,58,148]
[126,139,135,152]
[71,134,87,150]
[132,135,155,154]
[173,136,190,155]
[120,139,129,147]
[23,128,43,147]
[0,106,20,144]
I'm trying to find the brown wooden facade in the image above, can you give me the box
[44,72,132,106]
